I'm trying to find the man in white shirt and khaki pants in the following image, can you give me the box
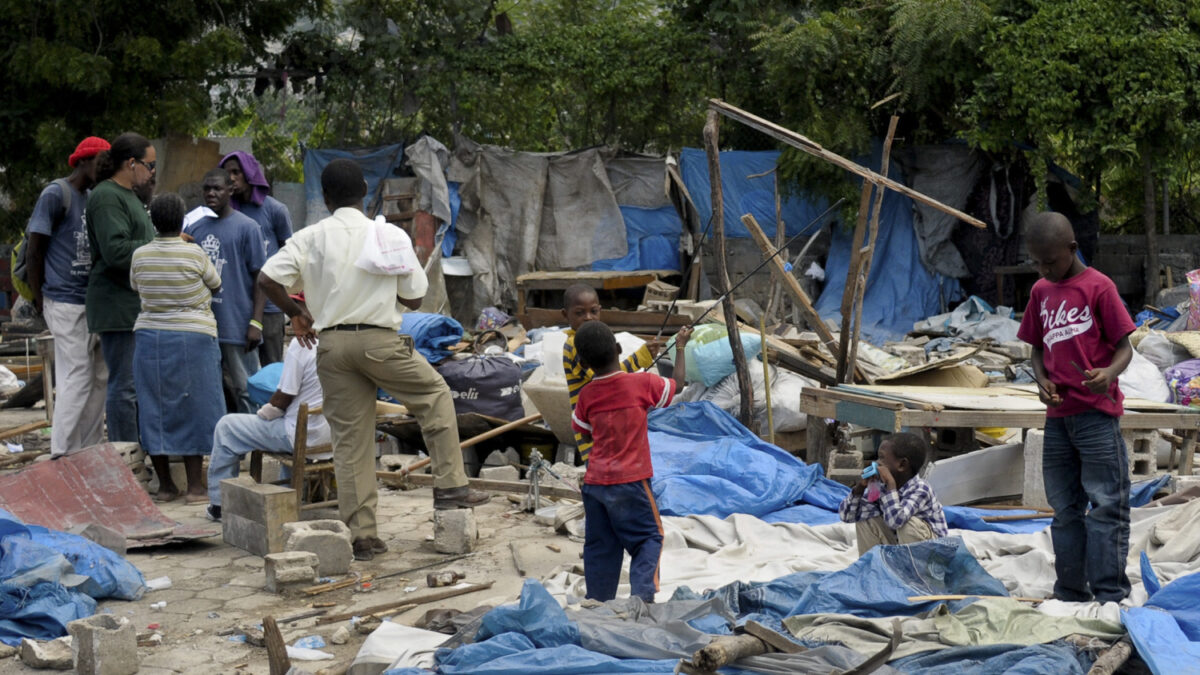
[258,159,488,561]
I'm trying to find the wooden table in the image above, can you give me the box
[802,384,1200,474]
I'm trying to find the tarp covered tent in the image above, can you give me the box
[302,143,406,226]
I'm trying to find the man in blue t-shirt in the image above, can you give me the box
[220,151,293,365]
[28,136,111,457]
[187,168,268,413]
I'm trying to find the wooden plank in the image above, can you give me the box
[315,582,495,625]
[845,116,899,382]
[709,99,986,228]
[521,307,690,331]
[0,420,49,441]
[837,180,875,382]
[833,400,902,433]
[515,270,677,287]
[706,110,754,427]
[741,214,839,355]
[386,474,582,501]
[263,616,290,675]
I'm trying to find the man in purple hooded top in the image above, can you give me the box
[220,151,294,364]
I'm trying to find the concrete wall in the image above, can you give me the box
[1092,234,1200,301]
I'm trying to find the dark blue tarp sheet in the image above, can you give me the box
[673,538,1007,621]
[398,313,465,364]
[679,148,828,240]
[592,206,682,272]
[302,144,405,225]
[0,509,145,645]
[813,146,962,342]
[888,643,1094,675]
[1124,571,1200,675]
[678,146,960,343]
[647,402,1166,535]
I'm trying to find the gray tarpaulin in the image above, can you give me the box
[898,145,984,278]
[404,136,453,225]
[449,138,674,316]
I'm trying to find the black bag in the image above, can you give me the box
[437,355,523,421]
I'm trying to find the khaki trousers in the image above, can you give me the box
[316,329,467,538]
[855,515,935,557]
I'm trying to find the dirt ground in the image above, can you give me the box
[0,413,580,674]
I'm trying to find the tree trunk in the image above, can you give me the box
[1142,151,1159,306]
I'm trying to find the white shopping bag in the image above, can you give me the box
[355,216,421,276]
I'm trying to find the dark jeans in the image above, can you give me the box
[258,311,286,365]
[1043,411,1131,603]
[99,331,139,443]
[581,479,664,603]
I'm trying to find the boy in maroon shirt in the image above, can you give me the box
[571,320,691,603]
[1017,211,1135,603]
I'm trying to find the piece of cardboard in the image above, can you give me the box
[885,363,989,388]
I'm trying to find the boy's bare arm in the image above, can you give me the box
[1083,335,1133,394]
[1031,347,1062,407]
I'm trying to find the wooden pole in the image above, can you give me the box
[263,616,291,675]
[316,581,494,625]
[764,172,786,323]
[708,99,987,228]
[845,116,900,381]
[704,110,754,427]
[761,312,774,446]
[391,413,543,477]
[836,183,875,383]
[741,214,838,355]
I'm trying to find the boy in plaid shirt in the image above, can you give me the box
[839,432,947,556]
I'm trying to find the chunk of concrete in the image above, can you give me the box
[68,614,137,675]
[19,637,72,670]
[282,520,353,575]
[66,523,127,556]
[478,465,520,482]
[433,508,477,554]
[1023,429,1050,511]
[264,551,320,593]
[221,477,298,556]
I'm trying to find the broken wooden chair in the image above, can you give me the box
[249,403,336,513]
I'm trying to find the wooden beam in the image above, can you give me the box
[837,182,875,383]
[845,116,900,382]
[709,99,986,228]
[704,110,754,427]
[382,473,582,501]
[315,581,495,625]
[741,214,839,355]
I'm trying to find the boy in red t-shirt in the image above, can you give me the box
[1017,211,1135,603]
[570,320,691,603]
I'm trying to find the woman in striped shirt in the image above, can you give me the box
[130,193,224,503]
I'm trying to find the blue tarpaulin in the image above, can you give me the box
[592,206,682,272]
[302,144,406,226]
[248,362,285,408]
[678,146,960,343]
[646,402,1166,535]
[398,313,465,364]
[1124,571,1200,674]
[0,509,145,646]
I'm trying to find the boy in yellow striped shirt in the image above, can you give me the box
[561,284,663,461]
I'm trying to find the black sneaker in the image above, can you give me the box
[205,505,222,522]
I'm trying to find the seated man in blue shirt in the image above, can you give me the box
[839,432,948,556]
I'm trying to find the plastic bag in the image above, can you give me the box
[1137,331,1191,372]
[1119,350,1170,403]
[1164,359,1200,407]
[355,216,420,276]
[436,356,523,421]
[1188,269,1200,330]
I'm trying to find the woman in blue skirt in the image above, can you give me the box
[131,193,224,503]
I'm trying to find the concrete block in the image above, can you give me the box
[264,551,320,593]
[1171,474,1200,494]
[68,614,137,675]
[478,465,520,482]
[1023,430,1050,510]
[220,478,298,556]
[433,508,477,554]
[66,523,127,556]
[282,520,353,575]
[19,637,72,670]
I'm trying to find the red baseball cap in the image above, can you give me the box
[69,136,111,168]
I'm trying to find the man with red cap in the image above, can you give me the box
[27,136,111,457]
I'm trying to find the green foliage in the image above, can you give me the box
[0,0,321,238]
